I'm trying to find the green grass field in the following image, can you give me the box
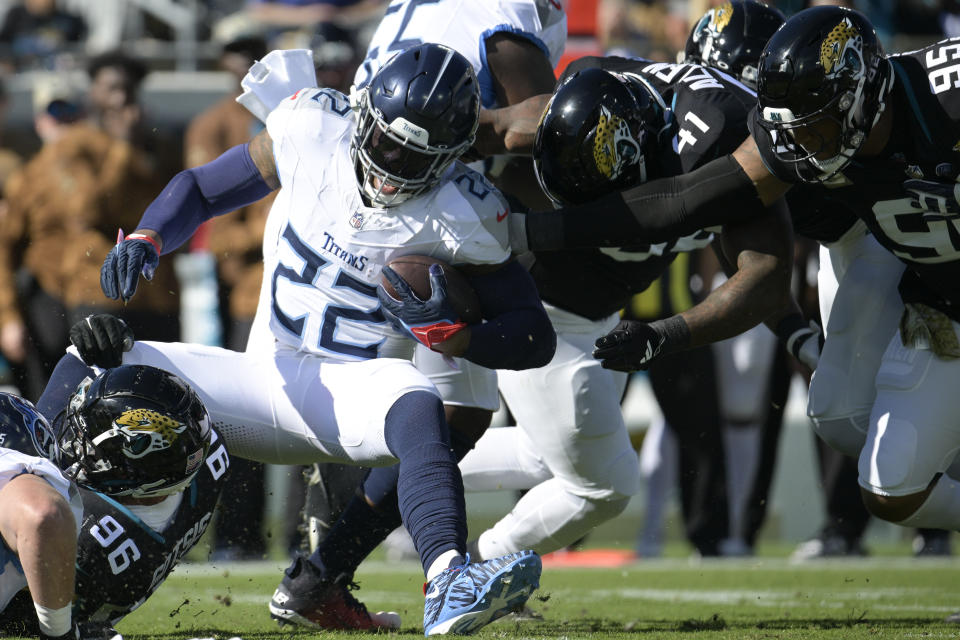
[33,550,960,640]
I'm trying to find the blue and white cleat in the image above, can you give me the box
[422,550,542,636]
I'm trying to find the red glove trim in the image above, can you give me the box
[126,233,162,256]
[410,321,467,349]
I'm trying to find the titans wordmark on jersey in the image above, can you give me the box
[70,429,229,624]
[261,88,511,360]
[753,38,960,320]
[531,56,753,319]
[355,0,566,107]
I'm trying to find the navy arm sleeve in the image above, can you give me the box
[139,143,274,254]
[526,154,764,250]
[462,260,556,370]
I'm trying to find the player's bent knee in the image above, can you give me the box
[860,487,930,523]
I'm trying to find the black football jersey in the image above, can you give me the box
[752,38,960,320]
[71,428,230,624]
[533,56,756,319]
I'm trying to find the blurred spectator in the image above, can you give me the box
[0,0,86,72]
[0,72,179,402]
[85,49,146,143]
[598,0,689,60]
[213,0,386,48]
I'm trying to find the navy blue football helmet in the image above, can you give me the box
[56,365,212,498]
[351,43,480,207]
[534,67,669,207]
[0,392,57,460]
[683,0,785,90]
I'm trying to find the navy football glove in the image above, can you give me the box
[377,263,467,350]
[904,178,960,215]
[593,319,667,372]
[100,233,159,302]
[69,314,134,368]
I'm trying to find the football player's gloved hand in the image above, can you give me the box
[593,316,690,372]
[100,232,160,302]
[69,314,134,368]
[785,319,824,371]
[904,178,960,215]
[377,263,467,351]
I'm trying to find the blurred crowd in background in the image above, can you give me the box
[0,0,954,564]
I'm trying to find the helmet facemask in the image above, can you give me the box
[56,370,212,499]
[350,86,474,208]
[757,10,893,183]
[534,69,668,208]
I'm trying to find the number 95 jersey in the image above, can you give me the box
[71,429,230,625]
[354,0,567,107]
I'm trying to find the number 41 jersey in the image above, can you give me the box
[72,429,230,625]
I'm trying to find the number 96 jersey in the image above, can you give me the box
[72,429,231,625]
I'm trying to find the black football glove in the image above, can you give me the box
[377,263,466,350]
[593,319,667,372]
[100,233,159,302]
[69,314,134,368]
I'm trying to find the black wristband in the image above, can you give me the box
[774,312,808,345]
[648,315,691,354]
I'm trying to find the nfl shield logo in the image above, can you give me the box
[350,212,364,229]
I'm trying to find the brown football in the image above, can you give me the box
[382,255,482,324]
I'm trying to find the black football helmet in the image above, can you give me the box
[755,6,893,183]
[0,393,57,460]
[350,43,480,207]
[56,365,212,498]
[534,67,668,207]
[683,0,785,90]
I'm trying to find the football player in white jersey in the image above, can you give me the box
[65,43,555,636]
[0,394,84,640]
[284,0,572,627]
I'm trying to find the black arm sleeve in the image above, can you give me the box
[526,154,764,250]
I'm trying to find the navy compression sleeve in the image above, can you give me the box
[463,260,556,370]
[526,154,764,250]
[139,143,273,253]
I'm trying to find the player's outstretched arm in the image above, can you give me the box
[100,130,278,302]
[593,198,795,372]
[473,32,557,158]
[518,137,791,252]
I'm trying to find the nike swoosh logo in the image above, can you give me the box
[496,209,508,222]
[425,583,441,599]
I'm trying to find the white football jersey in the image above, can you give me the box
[262,87,511,361]
[354,0,567,107]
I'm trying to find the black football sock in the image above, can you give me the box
[383,391,466,574]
